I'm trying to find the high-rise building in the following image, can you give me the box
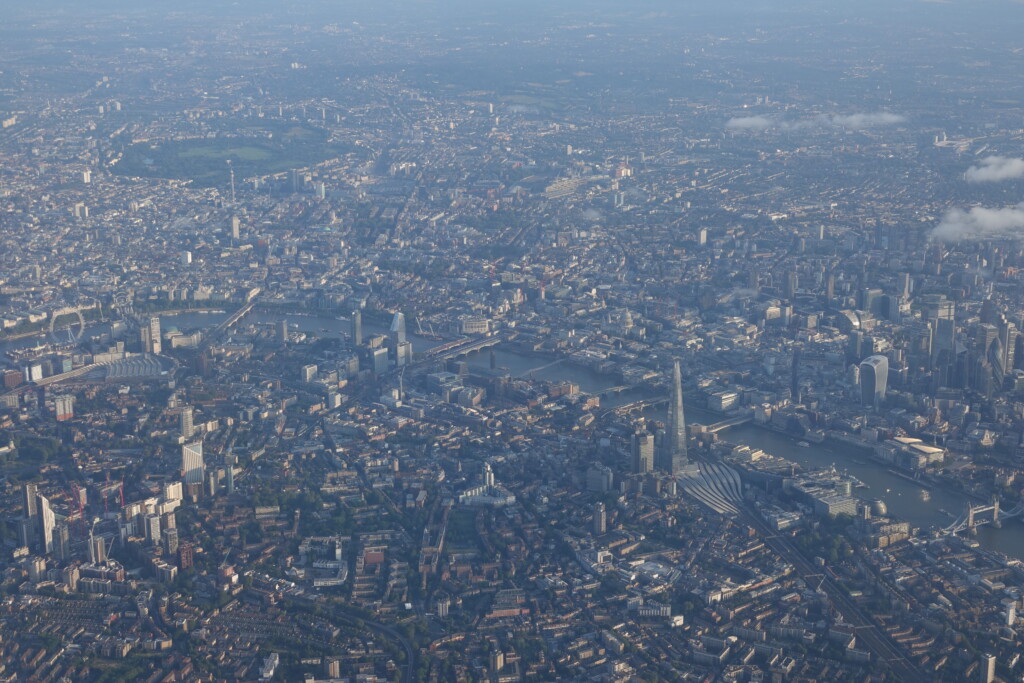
[182,442,205,484]
[55,523,70,560]
[145,514,162,546]
[980,653,996,683]
[38,494,55,555]
[371,347,389,375]
[143,316,162,354]
[88,530,107,564]
[225,454,236,495]
[351,311,363,346]
[164,527,179,555]
[593,502,607,535]
[660,360,688,475]
[62,565,79,592]
[231,215,241,240]
[860,355,889,410]
[784,271,798,299]
[180,406,194,439]
[632,432,654,474]
[277,319,289,343]
[586,463,614,492]
[791,348,802,403]
[390,311,407,350]
[301,364,318,383]
[395,341,414,367]
[23,483,37,519]
[54,395,74,421]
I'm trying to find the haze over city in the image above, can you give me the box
[2,1,1024,681]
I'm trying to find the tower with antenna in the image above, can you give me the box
[227,160,236,204]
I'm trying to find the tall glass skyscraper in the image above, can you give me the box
[860,355,889,410]
[662,359,688,474]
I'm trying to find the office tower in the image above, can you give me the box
[231,215,241,240]
[747,267,759,292]
[859,288,883,314]
[395,341,413,367]
[1002,322,1018,376]
[922,297,956,363]
[182,442,205,484]
[586,463,614,492]
[143,316,162,354]
[225,455,235,494]
[660,360,688,475]
[593,502,607,535]
[859,355,889,410]
[180,406,194,439]
[784,271,798,299]
[54,395,74,421]
[38,494,55,555]
[390,311,407,346]
[276,319,288,343]
[981,297,998,325]
[301,364,318,383]
[632,432,654,474]
[899,272,912,299]
[181,250,192,265]
[791,348,802,403]
[351,310,363,346]
[23,483,37,519]
[371,347,389,375]
[847,330,866,363]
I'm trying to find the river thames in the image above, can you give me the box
[10,310,1023,560]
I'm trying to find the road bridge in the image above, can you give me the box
[705,415,753,432]
[199,300,255,350]
[942,498,1024,535]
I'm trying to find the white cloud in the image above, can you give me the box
[726,112,905,131]
[931,203,1024,241]
[965,156,1024,183]
[725,115,775,130]
[826,112,905,128]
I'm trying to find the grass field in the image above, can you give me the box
[111,123,353,187]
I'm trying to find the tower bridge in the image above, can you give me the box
[941,498,1024,535]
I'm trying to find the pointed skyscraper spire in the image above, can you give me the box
[663,359,688,474]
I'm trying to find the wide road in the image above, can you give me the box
[741,508,926,682]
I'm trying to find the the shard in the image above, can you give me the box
[663,359,688,474]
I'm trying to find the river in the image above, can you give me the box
[10,311,1023,559]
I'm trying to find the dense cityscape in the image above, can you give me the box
[3,1,1024,681]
